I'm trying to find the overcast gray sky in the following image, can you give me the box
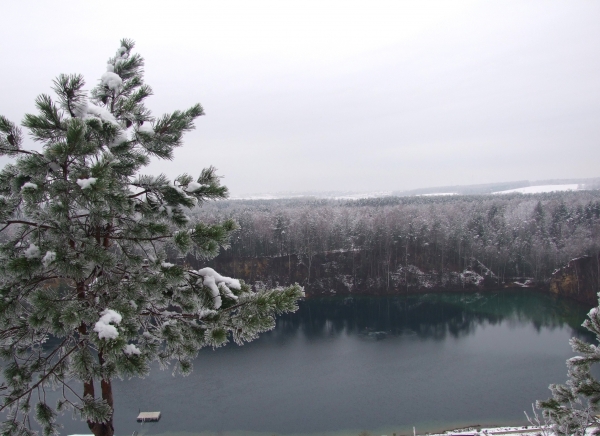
[2,1,599,196]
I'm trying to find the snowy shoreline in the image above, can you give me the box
[426,424,598,436]
[427,425,547,436]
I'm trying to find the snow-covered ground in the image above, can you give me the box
[425,424,600,436]
[493,184,580,194]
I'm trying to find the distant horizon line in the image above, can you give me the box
[228,176,600,200]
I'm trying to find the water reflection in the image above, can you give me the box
[274,291,593,343]
[52,290,594,436]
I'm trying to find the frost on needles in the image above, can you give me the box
[536,304,600,436]
[0,39,304,436]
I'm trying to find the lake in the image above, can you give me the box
[59,290,594,436]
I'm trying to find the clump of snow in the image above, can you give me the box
[171,183,200,205]
[77,178,97,190]
[48,162,61,172]
[123,344,141,356]
[24,243,41,259]
[184,182,205,193]
[21,182,37,190]
[74,101,119,125]
[114,46,129,68]
[42,251,56,267]
[194,267,241,309]
[172,184,186,195]
[161,262,174,268]
[106,45,129,76]
[101,71,123,91]
[219,283,238,300]
[138,123,154,135]
[94,309,122,340]
[109,129,129,148]
[198,308,218,318]
[196,268,241,291]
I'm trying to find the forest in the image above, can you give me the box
[188,191,600,294]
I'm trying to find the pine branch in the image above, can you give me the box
[0,147,38,156]
[0,39,303,436]
[0,220,55,231]
[127,190,148,198]
[0,341,84,413]
[106,234,172,242]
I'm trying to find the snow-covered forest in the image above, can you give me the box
[192,191,600,285]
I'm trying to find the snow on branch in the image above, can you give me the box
[184,182,206,193]
[193,267,241,309]
[24,243,41,259]
[137,123,154,135]
[21,182,38,190]
[42,251,56,267]
[74,101,114,124]
[76,178,97,190]
[123,344,141,356]
[101,71,123,92]
[94,309,122,340]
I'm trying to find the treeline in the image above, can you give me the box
[191,191,600,283]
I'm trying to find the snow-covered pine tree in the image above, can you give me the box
[0,39,304,436]
[537,304,600,436]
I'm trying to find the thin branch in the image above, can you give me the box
[1,220,55,231]
[0,340,84,413]
[107,234,172,241]
[0,147,40,156]
[128,190,149,198]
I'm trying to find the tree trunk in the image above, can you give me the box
[77,297,114,436]
[86,353,115,436]
[88,415,114,436]
[85,226,115,436]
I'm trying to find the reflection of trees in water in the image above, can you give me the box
[271,291,595,342]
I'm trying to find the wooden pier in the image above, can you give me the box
[136,411,161,422]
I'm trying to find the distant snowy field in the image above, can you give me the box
[418,192,457,197]
[493,184,580,194]
[331,191,393,200]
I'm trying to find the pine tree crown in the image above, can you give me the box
[0,39,303,436]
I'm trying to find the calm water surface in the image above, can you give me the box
[60,291,594,436]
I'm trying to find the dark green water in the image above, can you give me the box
[60,291,594,436]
